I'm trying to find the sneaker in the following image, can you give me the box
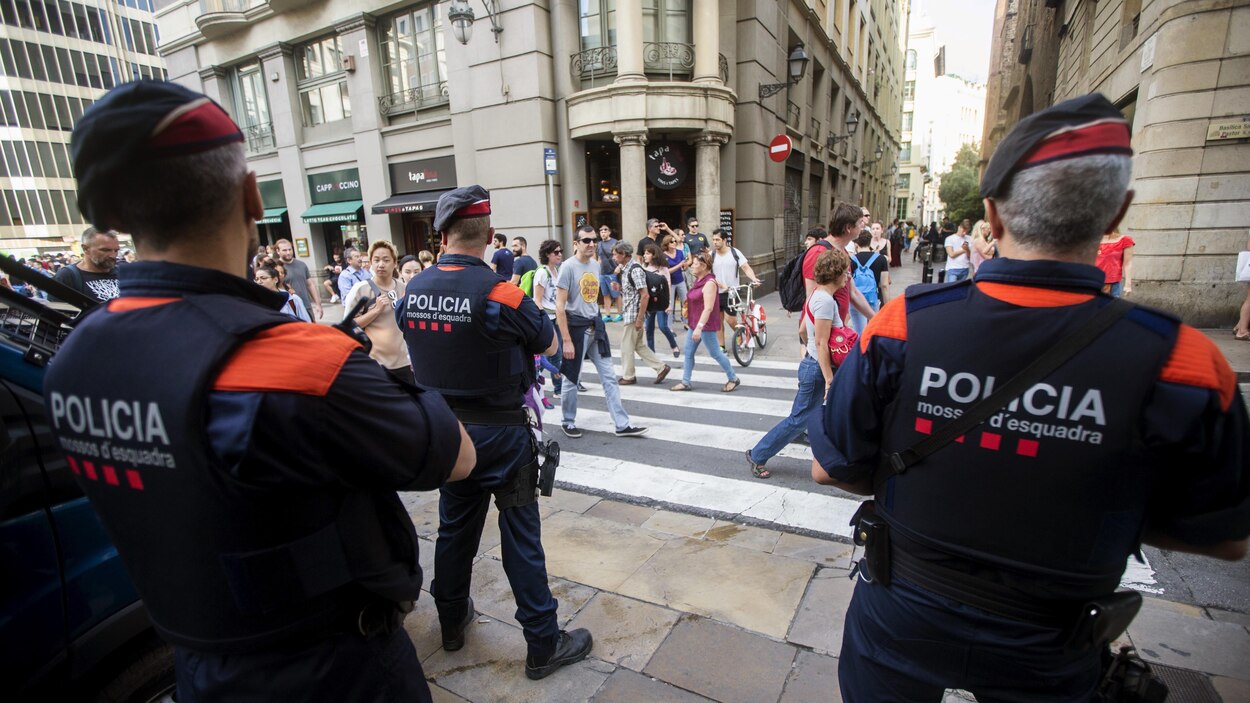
[601,313,612,321]
[552,385,561,398]
[329,294,340,304]
[611,314,623,322]
[577,382,587,392]
[440,597,475,652]
[525,629,593,680]
[541,397,554,410]
[615,425,648,437]
[562,424,582,438]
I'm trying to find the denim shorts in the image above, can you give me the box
[599,273,620,299]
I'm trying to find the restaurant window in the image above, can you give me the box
[296,34,351,126]
[379,4,448,109]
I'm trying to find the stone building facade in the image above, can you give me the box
[153,0,906,278]
[981,0,1250,324]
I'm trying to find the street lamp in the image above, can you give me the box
[758,45,810,98]
[827,111,859,147]
[447,0,504,45]
[862,145,885,166]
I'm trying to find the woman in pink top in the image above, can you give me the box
[1096,228,1135,298]
[969,220,995,275]
[671,252,741,392]
[1236,233,1250,341]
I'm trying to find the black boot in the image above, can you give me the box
[440,597,475,652]
[524,629,593,680]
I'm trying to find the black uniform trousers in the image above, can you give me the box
[431,423,561,656]
[174,627,432,703]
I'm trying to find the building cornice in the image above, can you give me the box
[198,65,227,80]
[335,12,376,35]
[257,42,293,61]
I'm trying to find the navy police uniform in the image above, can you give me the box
[398,187,569,664]
[44,81,462,702]
[810,96,1250,701]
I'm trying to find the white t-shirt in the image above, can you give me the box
[711,247,746,289]
[945,234,970,271]
[533,266,559,316]
[805,289,838,359]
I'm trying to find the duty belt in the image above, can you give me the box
[450,407,530,427]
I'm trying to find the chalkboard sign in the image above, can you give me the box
[719,208,735,242]
[572,211,589,231]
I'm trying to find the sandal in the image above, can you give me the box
[1236,330,1250,341]
[722,378,741,393]
[671,382,692,391]
[746,449,771,479]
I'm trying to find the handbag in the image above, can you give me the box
[1236,250,1250,283]
[803,299,859,366]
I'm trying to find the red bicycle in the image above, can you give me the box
[727,282,767,367]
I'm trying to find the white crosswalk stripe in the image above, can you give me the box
[543,348,1160,592]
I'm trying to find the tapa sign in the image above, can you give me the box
[646,142,688,190]
[389,156,457,194]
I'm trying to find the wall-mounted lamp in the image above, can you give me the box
[758,45,810,98]
[862,146,884,165]
[448,0,504,45]
[342,55,356,73]
[270,71,280,82]
[826,111,859,147]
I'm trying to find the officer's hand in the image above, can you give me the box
[562,336,575,359]
[446,423,476,482]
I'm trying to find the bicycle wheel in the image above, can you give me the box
[732,325,754,367]
[755,321,768,348]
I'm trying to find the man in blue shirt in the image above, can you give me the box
[490,232,515,278]
[337,246,371,302]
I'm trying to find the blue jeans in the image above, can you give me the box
[750,356,823,464]
[849,299,878,336]
[839,576,1100,701]
[681,329,738,385]
[670,280,688,322]
[560,328,631,431]
[945,267,969,282]
[1107,280,1123,297]
[646,310,679,352]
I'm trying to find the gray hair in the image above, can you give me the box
[994,154,1132,255]
[80,226,117,247]
[612,241,634,257]
[646,218,660,228]
[103,143,248,250]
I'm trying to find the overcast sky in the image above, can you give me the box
[914,0,997,85]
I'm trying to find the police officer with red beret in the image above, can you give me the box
[810,94,1250,700]
[43,80,477,702]
[399,185,594,679]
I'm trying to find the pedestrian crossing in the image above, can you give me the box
[541,349,1161,592]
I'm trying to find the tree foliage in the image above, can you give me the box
[937,143,986,224]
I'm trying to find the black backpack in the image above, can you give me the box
[630,263,670,312]
[778,240,832,312]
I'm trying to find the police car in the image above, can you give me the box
[0,256,175,702]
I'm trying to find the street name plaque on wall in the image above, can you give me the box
[1207,117,1250,141]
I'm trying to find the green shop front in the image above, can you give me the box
[301,168,366,259]
[256,179,289,246]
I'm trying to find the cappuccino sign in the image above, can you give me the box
[646,142,688,190]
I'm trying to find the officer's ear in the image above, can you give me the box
[984,198,1005,240]
[1104,189,1134,235]
[241,171,263,223]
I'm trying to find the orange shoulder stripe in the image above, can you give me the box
[107,297,179,312]
[214,323,361,396]
[488,281,525,309]
[859,296,908,352]
[1159,325,1236,411]
[976,281,1095,308]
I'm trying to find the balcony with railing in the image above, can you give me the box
[570,44,730,88]
[378,82,450,117]
[786,101,801,127]
[242,122,275,154]
[196,0,261,39]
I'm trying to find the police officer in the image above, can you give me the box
[809,94,1250,701]
[400,185,594,679]
[43,81,477,702]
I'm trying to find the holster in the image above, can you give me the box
[849,500,891,586]
[494,457,540,511]
[354,598,413,639]
[1063,590,1142,652]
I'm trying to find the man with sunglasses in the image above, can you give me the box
[594,225,622,321]
[555,226,647,438]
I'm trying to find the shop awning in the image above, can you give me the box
[256,207,287,225]
[371,189,453,215]
[301,201,363,224]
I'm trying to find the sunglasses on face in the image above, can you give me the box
[553,249,563,254]
[578,238,596,244]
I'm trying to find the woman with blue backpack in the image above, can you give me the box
[847,230,890,335]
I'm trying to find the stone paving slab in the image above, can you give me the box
[430,684,471,702]
[1127,602,1250,680]
[467,555,597,629]
[772,531,855,569]
[530,510,669,591]
[423,617,613,703]
[641,509,717,538]
[779,649,842,703]
[787,568,857,655]
[584,500,657,526]
[616,536,814,639]
[1211,675,1250,702]
[704,520,783,552]
[566,592,683,672]
[644,616,798,703]
[591,667,716,702]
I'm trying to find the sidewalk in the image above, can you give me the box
[400,490,1250,703]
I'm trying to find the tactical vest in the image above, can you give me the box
[876,281,1178,606]
[43,295,423,653]
[401,258,532,407]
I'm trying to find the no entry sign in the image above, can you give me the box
[768,134,792,162]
